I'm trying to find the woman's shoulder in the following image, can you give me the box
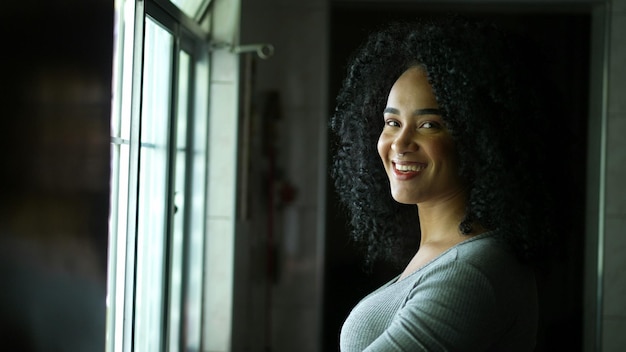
[455,230,519,262]
[408,230,532,285]
[397,230,534,290]
[444,230,534,284]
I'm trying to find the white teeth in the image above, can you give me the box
[395,163,424,172]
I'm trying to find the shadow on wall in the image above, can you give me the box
[0,1,113,351]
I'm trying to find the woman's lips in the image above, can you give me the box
[392,161,425,180]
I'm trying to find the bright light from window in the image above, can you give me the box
[107,0,235,351]
[134,17,173,352]
[185,48,207,351]
[167,49,189,352]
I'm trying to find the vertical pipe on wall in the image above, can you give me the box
[596,1,612,351]
[586,2,610,351]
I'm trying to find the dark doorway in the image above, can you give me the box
[324,3,590,351]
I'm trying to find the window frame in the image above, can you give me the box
[107,0,217,351]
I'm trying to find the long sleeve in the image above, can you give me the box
[340,233,537,352]
[364,259,499,351]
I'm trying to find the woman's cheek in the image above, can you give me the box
[377,134,388,162]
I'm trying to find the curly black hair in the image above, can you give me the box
[330,16,554,266]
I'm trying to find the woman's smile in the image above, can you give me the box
[392,161,426,179]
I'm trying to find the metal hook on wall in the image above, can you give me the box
[233,43,275,59]
[209,41,275,60]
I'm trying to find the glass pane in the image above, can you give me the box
[134,17,173,352]
[168,49,190,352]
[170,0,209,19]
[185,48,208,352]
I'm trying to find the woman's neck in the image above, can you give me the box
[398,190,477,281]
[416,188,471,246]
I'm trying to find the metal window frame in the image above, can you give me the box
[107,0,211,351]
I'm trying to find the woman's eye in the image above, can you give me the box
[420,121,439,129]
[385,120,400,127]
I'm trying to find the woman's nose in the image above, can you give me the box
[391,127,418,154]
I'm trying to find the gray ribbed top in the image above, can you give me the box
[340,231,537,351]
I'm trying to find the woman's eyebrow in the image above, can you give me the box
[383,107,400,115]
[413,108,442,116]
[383,107,441,115]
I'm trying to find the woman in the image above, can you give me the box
[331,17,553,351]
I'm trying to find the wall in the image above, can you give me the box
[203,0,242,350]
[237,0,328,351]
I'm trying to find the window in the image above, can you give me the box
[107,0,238,351]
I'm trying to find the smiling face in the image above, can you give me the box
[377,66,464,205]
